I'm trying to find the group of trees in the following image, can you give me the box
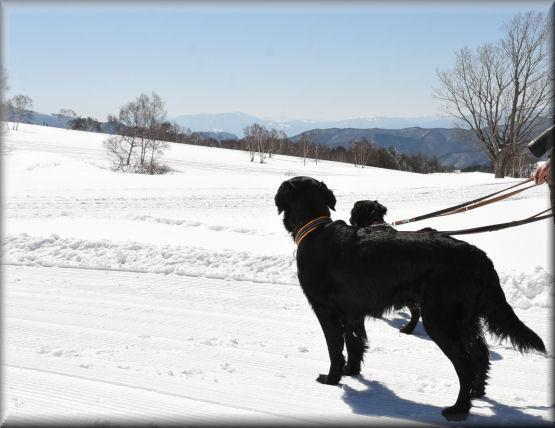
[460,147,538,179]
[7,94,33,131]
[67,116,103,132]
[243,124,289,164]
[104,92,170,174]
[349,139,445,173]
[179,123,448,173]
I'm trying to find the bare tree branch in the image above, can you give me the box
[433,11,552,178]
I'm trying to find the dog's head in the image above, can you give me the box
[349,200,387,227]
[275,176,336,235]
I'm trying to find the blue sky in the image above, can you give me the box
[2,2,552,121]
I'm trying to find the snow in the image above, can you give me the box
[2,122,553,426]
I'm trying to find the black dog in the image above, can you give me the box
[275,176,546,421]
[349,200,420,334]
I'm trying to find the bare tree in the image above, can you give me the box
[267,128,279,159]
[169,122,186,143]
[244,123,270,163]
[311,139,321,165]
[58,108,78,118]
[277,130,288,155]
[434,11,552,178]
[243,125,256,162]
[298,131,315,166]
[8,94,33,130]
[1,68,9,124]
[349,138,373,168]
[103,135,131,171]
[1,68,9,135]
[57,108,78,128]
[104,92,169,174]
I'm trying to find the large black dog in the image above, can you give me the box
[275,176,546,421]
[349,200,421,334]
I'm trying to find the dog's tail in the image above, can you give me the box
[482,270,546,355]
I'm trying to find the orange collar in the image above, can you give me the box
[294,216,332,246]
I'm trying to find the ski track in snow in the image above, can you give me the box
[2,124,554,426]
[4,266,552,426]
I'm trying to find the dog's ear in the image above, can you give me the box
[319,181,336,211]
[275,181,295,214]
[374,200,387,217]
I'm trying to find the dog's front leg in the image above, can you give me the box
[313,305,345,385]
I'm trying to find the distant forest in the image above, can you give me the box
[97,117,452,175]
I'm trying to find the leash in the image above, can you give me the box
[419,208,553,236]
[392,177,536,226]
[438,182,538,217]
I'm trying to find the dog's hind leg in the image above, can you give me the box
[343,316,368,376]
[469,334,490,398]
[313,305,345,385]
[399,303,420,335]
[422,316,475,421]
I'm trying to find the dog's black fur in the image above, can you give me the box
[275,176,546,421]
[349,200,420,334]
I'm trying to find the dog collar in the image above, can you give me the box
[295,216,332,246]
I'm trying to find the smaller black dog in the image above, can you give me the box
[350,200,420,334]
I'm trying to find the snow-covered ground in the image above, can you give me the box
[2,123,553,426]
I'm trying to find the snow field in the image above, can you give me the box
[2,123,553,425]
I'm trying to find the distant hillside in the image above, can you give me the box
[290,127,488,169]
[9,109,549,169]
[7,109,238,142]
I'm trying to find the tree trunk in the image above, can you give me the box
[494,155,506,178]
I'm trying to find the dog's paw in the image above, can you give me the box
[470,387,486,399]
[316,374,340,385]
[342,364,361,376]
[399,324,415,335]
[441,406,469,421]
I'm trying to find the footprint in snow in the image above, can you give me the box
[182,369,203,378]
[50,348,65,357]
[220,363,236,373]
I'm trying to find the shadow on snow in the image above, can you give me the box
[381,312,503,361]
[341,376,551,426]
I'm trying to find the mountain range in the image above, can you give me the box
[169,112,457,138]
[290,127,488,169]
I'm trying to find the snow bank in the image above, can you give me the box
[3,232,552,310]
[501,266,554,310]
[3,233,298,285]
